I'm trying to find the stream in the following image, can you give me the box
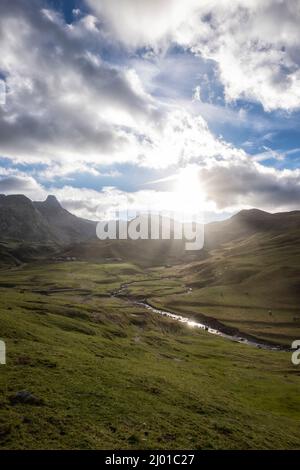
[113,283,288,352]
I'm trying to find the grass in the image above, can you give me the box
[136,232,300,346]
[0,261,300,449]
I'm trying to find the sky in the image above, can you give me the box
[0,0,300,222]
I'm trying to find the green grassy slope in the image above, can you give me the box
[0,262,299,449]
[139,228,300,346]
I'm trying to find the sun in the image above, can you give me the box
[174,166,205,218]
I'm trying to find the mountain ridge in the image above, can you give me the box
[0,193,299,266]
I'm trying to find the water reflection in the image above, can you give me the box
[137,300,283,352]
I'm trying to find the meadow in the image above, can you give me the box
[0,261,299,449]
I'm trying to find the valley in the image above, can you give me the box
[0,260,300,449]
[0,196,300,449]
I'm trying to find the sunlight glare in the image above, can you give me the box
[174,166,205,218]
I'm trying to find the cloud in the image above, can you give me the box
[193,86,202,102]
[199,160,300,212]
[1,162,299,221]
[89,0,300,111]
[44,161,300,219]
[0,0,299,218]
[190,0,300,111]
[0,0,245,175]
[0,174,46,200]
[0,0,250,173]
[86,0,199,48]
[0,0,160,168]
[46,185,183,220]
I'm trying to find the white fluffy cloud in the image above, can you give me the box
[1,161,299,220]
[0,0,161,168]
[0,0,251,174]
[190,0,300,111]
[0,0,248,174]
[50,185,180,220]
[89,0,300,111]
[86,0,200,48]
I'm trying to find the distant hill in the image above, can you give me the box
[160,209,300,345]
[0,194,299,268]
[60,214,204,266]
[56,208,300,267]
[0,201,203,265]
[204,208,300,249]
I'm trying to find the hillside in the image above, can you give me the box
[50,206,300,345]
[204,208,300,249]
[58,208,300,270]
[0,261,299,449]
[0,202,299,448]
[141,214,300,346]
[1,196,299,271]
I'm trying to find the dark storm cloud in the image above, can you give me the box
[200,162,300,211]
[0,175,42,192]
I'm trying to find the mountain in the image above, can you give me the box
[33,195,96,244]
[57,209,300,266]
[161,208,300,345]
[60,214,204,266]
[0,194,299,268]
[204,208,300,249]
[0,194,96,245]
[0,194,96,265]
[0,194,54,244]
